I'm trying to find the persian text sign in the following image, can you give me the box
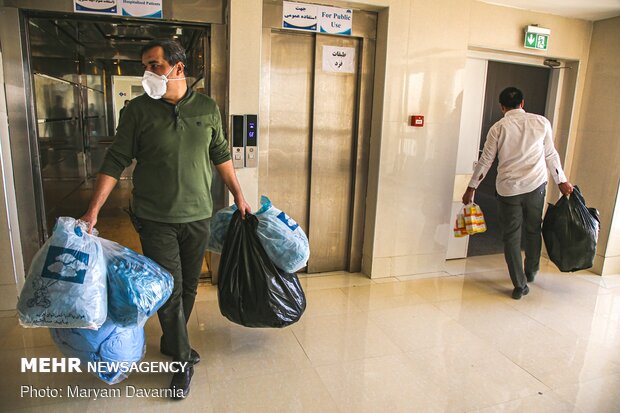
[322,46,355,73]
[283,1,352,36]
[74,0,118,15]
[283,1,318,32]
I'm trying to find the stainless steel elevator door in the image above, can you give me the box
[266,32,314,234]
[308,35,359,273]
[264,31,360,273]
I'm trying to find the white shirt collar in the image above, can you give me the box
[504,108,525,117]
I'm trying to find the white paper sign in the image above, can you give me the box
[283,1,318,32]
[318,6,352,35]
[74,0,162,18]
[120,0,162,19]
[74,0,118,15]
[322,46,355,73]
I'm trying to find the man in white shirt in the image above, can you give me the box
[462,87,573,299]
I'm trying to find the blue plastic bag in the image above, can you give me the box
[101,238,173,327]
[17,217,107,329]
[50,318,145,385]
[207,196,310,273]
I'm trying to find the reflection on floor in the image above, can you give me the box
[2,254,620,412]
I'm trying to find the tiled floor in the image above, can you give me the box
[2,255,620,412]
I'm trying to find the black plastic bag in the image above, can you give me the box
[542,186,600,272]
[217,210,306,328]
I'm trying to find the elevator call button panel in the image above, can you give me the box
[230,114,259,168]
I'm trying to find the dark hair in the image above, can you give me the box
[499,87,523,109]
[141,38,186,66]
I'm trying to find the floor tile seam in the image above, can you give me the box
[549,371,620,392]
[306,348,408,370]
[289,326,316,365]
[302,368,352,413]
[348,299,448,316]
[489,345,559,394]
[500,299,584,336]
[366,315,442,355]
[548,386,598,413]
[400,345,502,372]
[521,312,614,342]
[334,286,368,313]
[204,366,321,386]
[304,283,372,292]
[418,290,500,305]
[460,394,532,412]
[461,392,579,413]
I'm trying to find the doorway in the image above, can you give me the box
[447,55,565,260]
[25,14,217,243]
[467,61,551,257]
[260,3,376,273]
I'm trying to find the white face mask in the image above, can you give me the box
[141,65,185,99]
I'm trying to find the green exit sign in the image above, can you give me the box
[524,32,548,50]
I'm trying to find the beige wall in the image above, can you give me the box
[228,0,261,210]
[571,16,620,275]
[354,0,594,277]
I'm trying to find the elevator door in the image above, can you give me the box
[263,31,363,273]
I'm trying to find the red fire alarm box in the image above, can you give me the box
[410,115,424,127]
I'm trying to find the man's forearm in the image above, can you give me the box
[87,173,118,215]
[214,160,245,200]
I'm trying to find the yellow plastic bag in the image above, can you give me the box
[453,203,486,237]
[453,211,468,238]
[463,203,486,234]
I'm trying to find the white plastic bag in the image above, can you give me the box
[207,196,310,272]
[17,217,107,329]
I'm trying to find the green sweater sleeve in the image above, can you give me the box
[209,105,232,165]
[99,106,137,179]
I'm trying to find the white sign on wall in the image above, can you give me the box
[74,0,118,15]
[318,6,352,36]
[322,46,355,73]
[121,0,162,19]
[283,1,318,32]
[74,0,162,18]
[283,1,352,36]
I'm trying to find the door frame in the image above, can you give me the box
[260,2,376,273]
[446,47,580,260]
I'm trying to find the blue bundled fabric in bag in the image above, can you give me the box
[17,217,107,329]
[50,318,145,385]
[207,196,310,273]
[255,196,310,273]
[206,204,237,253]
[100,238,173,327]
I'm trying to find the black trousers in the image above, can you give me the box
[136,217,209,364]
[496,183,546,289]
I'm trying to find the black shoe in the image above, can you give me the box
[512,285,530,300]
[161,348,201,365]
[526,271,538,283]
[169,366,194,400]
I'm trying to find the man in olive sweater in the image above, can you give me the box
[80,39,251,399]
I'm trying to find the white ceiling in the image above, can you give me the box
[482,0,620,21]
